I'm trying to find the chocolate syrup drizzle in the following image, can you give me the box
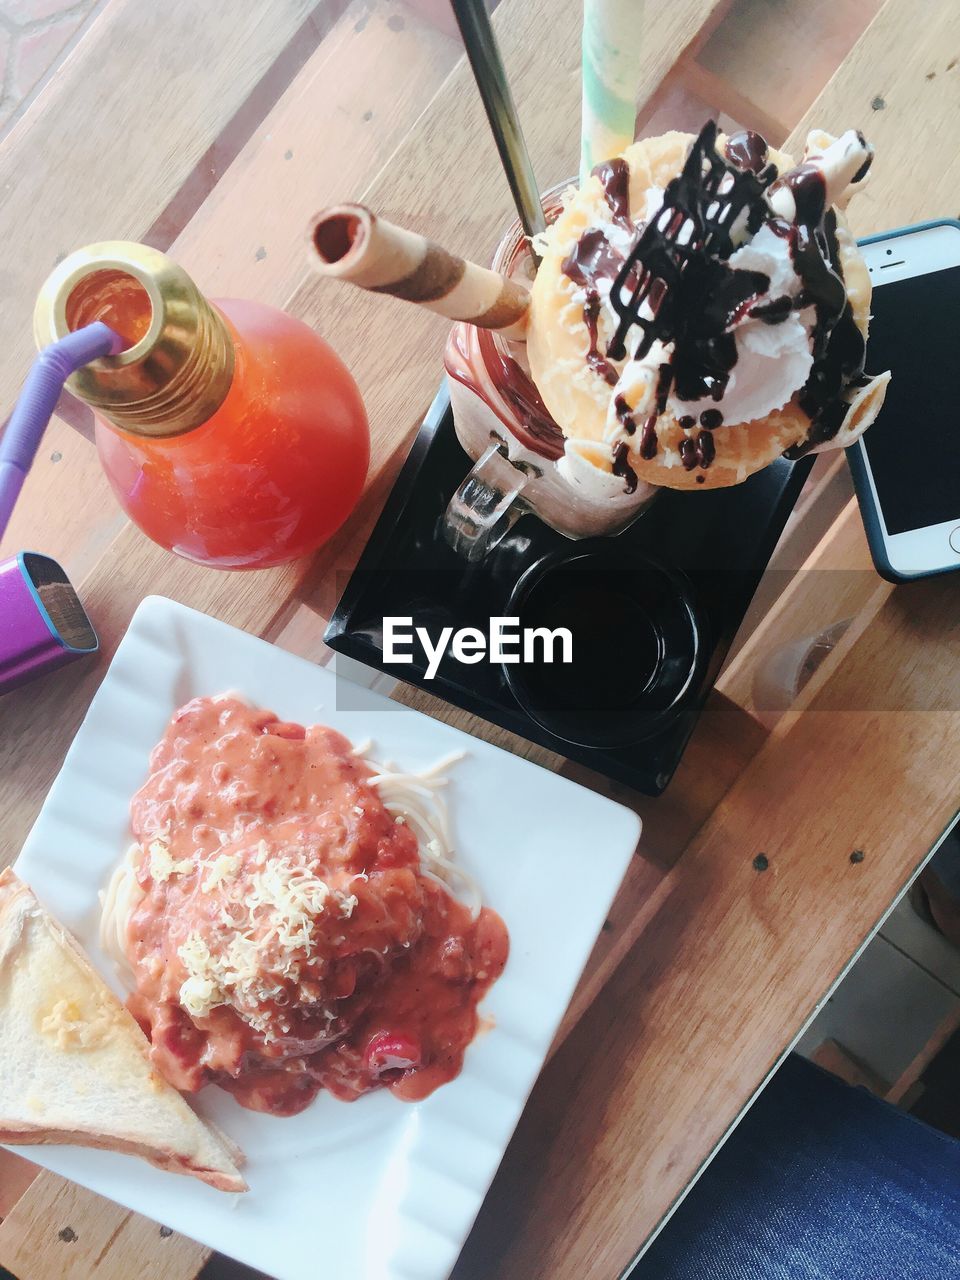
[678,430,716,471]
[725,130,772,177]
[612,441,638,493]
[605,123,775,364]
[775,201,867,457]
[634,363,675,461]
[554,120,874,478]
[563,228,628,289]
[595,157,633,230]
[614,393,637,435]
[584,290,619,386]
[474,329,565,461]
[562,158,643,292]
[562,163,640,419]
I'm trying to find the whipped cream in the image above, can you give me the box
[669,224,815,426]
[558,436,656,502]
[768,129,873,221]
[525,123,887,493]
[600,223,814,439]
[599,131,874,444]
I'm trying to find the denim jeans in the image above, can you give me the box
[633,1053,960,1279]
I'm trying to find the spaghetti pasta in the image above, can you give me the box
[96,694,507,1113]
[100,748,477,977]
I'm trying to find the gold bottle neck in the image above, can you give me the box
[33,242,235,439]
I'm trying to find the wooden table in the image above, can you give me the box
[2,1,959,1277]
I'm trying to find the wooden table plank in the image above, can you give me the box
[718,451,853,693]
[8,0,463,590]
[449,4,960,1274]
[690,0,886,144]
[0,1,726,1276]
[172,1,460,309]
[0,1174,209,1280]
[719,498,878,716]
[556,693,769,1041]
[455,565,960,1280]
[0,0,322,580]
[0,1150,37,1218]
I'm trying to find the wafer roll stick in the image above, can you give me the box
[308,204,530,338]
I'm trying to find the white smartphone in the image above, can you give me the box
[849,220,960,581]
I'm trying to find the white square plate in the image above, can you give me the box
[8,597,641,1280]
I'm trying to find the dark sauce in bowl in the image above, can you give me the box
[503,546,703,749]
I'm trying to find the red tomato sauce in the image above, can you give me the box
[123,696,509,1114]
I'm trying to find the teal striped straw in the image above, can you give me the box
[580,0,646,182]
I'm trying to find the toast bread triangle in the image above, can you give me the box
[0,868,246,1192]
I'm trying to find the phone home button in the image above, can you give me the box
[949,526,960,555]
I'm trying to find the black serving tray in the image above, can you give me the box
[325,385,813,795]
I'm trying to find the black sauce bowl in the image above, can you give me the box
[502,544,704,751]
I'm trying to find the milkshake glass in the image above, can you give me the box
[443,187,658,561]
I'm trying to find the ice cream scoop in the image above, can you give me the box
[527,122,890,491]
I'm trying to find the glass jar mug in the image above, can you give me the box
[442,184,658,561]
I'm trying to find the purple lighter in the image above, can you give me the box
[0,551,98,692]
[0,321,122,696]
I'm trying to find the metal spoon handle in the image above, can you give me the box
[450,0,547,245]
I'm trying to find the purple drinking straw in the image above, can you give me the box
[0,321,123,540]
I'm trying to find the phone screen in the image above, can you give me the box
[860,263,960,535]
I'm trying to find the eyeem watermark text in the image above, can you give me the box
[383,616,573,680]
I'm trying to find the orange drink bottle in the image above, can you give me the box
[34,243,369,569]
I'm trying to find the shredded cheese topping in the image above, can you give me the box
[148,838,193,883]
[175,847,358,1027]
[202,853,242,893]
[100,733,480,1046]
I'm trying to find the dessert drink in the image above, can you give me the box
[442,188,660,545]
[528,123,889,492]
[308,121,889,553]
[310,190,661,549]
